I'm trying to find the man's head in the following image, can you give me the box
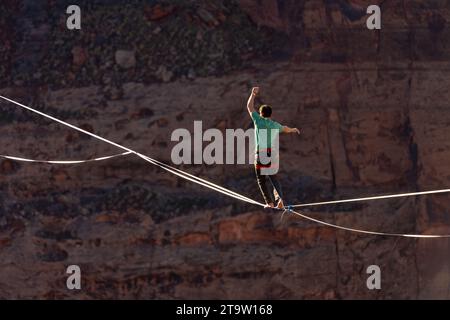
[259,104,272,118]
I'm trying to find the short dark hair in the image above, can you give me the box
[259,105,272,118]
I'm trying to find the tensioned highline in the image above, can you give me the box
[1,94,450,238]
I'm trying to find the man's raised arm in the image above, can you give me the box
[247,87,259,116]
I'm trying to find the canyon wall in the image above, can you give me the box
[1,0,450,299]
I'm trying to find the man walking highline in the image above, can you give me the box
[246,87,301,209]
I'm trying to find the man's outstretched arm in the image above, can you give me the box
[247,87,259,116]
[282,126,301,134]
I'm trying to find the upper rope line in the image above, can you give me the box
[1,94,450,238]
[7,147,449,210]
[0,95,263,207]
[0,152,131,164]
[293,189,450,208]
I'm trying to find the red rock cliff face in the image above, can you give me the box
[1,0,450,299]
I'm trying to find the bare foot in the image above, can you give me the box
[264,203,275,208]
[276,199,284,209]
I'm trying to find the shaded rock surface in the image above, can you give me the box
[1,0,450,299]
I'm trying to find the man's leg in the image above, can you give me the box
[255,166,274,206]
[269,174,284,208]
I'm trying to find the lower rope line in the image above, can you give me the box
[1,94,449,238]
[139,154,264,206]
[288,209,450,238]
[140,155,263,206]
[0,95,264,208]
[0,152,131,164]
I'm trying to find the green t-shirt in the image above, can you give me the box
[251,111,283,152]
